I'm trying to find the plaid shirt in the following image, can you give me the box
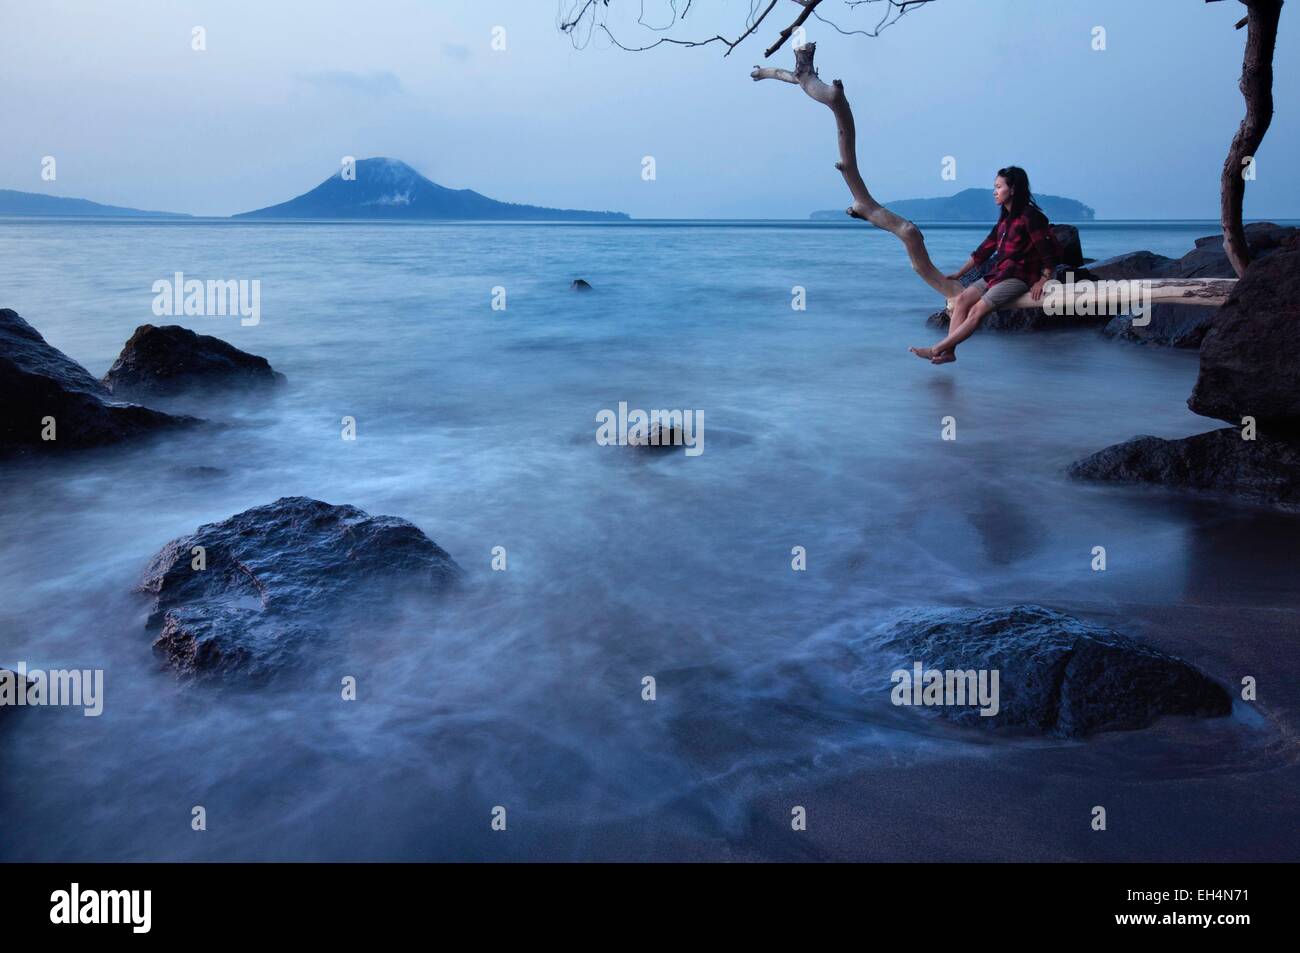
[971,207,1061,288]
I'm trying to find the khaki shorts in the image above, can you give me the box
[972,277,1029,310]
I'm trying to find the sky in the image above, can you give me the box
[1,0,1297,219]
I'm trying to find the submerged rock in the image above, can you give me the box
[140,497,462,679]
[1,308,197,458]
[103,324,285,397]
[866,604,1230,738]
[1069,426,1300,510]
[0,667,31,722]
[1188,246,1300,434]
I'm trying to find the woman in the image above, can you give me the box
[910,166,1061,365]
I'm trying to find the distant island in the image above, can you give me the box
[0,189,190,219]
[234,158,629,222]
[811,187,1095,222]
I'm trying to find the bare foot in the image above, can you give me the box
[931,350,956,365]
[908,346,935,360]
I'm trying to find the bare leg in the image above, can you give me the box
[913,286,981,360]
[932,296,994,359]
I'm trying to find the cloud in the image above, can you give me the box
[298,69,404,97]
[441,43,472,61]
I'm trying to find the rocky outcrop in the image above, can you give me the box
[864,604,1231,738]
[1086,249,1177,280]
[1091,223,1297,281]
[1188,247,1300,434]
[1171,222,1297,278]
[570,278,593,291]
[103,324,284,397]
[1074,246,1300,508]
[140,497,462,680]
[1100,303,1218,348]
[1,308,197,458]
[1069,427,1300,509]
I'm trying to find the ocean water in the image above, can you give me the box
[1,219,1297,860]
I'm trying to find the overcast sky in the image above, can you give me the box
[2,0,1296,219]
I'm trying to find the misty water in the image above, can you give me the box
[2,219,1297,860]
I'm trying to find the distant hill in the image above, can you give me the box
[811,188,1094,222]
[235,158,629,221]
[0,189,190,218]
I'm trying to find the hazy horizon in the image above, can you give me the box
[2,0,1298,219]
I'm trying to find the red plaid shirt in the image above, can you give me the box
[971,206,1061,288]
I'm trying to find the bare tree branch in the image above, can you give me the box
[753,42,960,302]
[557,0,935,56]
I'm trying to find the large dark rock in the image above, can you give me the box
[1100,303,1218,348]
[1052,224,1084,269]
[1,308,197,458]
[1188,247,1300,434]
[140,497,463,680]
[1087,249,1178,280]
[1090,223,1297,281]
[103,324,284,397]
[1172,222,1297,278]
[1069,426,1300,509]
[865,604,1231,738]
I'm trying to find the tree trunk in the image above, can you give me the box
[1220,0,1284,278]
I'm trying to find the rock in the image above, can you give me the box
[1069,426,1300,509]
[0,667,31,722]
[865,604,1231,738]
[628,424,685,452]
[927,303,1108,333]
[570,279,592,291]
[1100,303,1218,348]
[1,308,198,458]
[1086,249,1178,280]
[1091,224,1297,282]
[1188,247,1300,434]
[1051,224,1084,269]
[1172,222,1297,278]
[140,497,463,680]
[103,324,285,397]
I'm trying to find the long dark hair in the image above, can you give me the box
[996,166,1044,221]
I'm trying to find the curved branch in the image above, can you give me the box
[753,42,961,302]
[1220,0,1283,278]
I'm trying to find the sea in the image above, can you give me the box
[1,218,1297,860]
